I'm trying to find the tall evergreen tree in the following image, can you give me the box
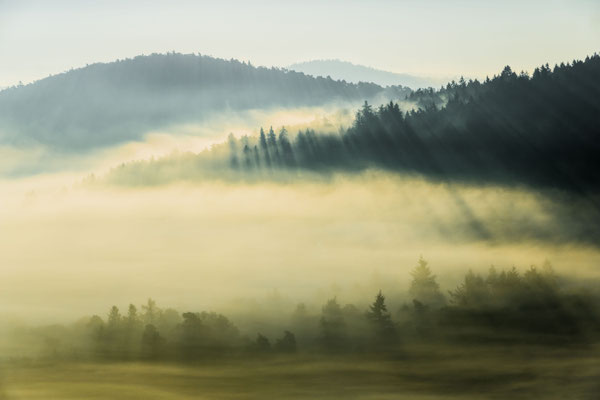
[259,128,271,167]
[142,298,160,325]
[366,291,396,345]
[319,297,346,351]
[141,324,164,359]
[408,257,445,306]
[267,126,280,165]
[228,133,239,169]
[278,127,295,167]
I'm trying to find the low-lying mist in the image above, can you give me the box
[1,171,599,326]
[0,104,359,178]
[0,59,599,400]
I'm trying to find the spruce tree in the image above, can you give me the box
[408,257,445,306]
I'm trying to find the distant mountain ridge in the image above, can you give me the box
[288,60,436,89]
[0,53,411,151]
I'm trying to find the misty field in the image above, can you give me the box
[2,345,599,400]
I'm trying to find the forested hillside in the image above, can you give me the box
[0,53,410,150]
[108,55,600,194]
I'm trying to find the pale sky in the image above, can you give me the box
[0,0,598,87]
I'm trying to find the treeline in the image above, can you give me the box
[108,54,600,194]
[229,54,600,193]
[0,52,410,150]
[24,259,600,362]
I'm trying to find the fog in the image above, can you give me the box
[1,59,599,400]
[0,89,597,343]
[2,165,600,400]
[1,91,599,326]
[0,104,357,177]
[2,169,599,324]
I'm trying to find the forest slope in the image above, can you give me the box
[0,53,410,150]
[108,55,600,195]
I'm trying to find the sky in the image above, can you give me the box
[1,0,597,174]
[0,0,599,87]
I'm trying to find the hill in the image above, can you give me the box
[108,55,600,196]
[0,53,411,151]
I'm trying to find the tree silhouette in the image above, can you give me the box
[278,127,295,167]
[126,304,140,327]
[123,304,142,358]
[177,312,208,359]
[267,126,280,165]
[449,270,489,306]
[255,334,271,352]
[409,257,445,306]
[259,128,271,167]
[319,298,347,351]
[243,144,252,169]
[141,324,164,359]
[228,133,239,169]
[108,306,122,328]
[142,298,160,325]
[366,291,396,346]
[275,331,297,353]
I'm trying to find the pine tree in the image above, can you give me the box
[108,306,122,328]
[278,127,295,167]
[408,257,445,306]
[366,291,395,344]
[243,144,252,169]
[319,298,346,351]
[141,324,164,359]
[142,298,161,325]
[267,126,280,165]
[126,304,139,325]
[367,291,391,323]
[259,128,271,167]
[228,133,239,169]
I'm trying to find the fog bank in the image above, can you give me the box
[1,172,599,323]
